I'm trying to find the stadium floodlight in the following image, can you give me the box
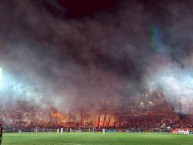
[0,67,2,80]
[0,67,3,89]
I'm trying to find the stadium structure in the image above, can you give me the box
[0,88,193,134]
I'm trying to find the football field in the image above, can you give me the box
[2,132,193,145]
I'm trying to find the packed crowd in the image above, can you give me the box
[1,110,193,133]
[1,89,193,133]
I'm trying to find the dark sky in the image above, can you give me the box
[55,0,120,18]
[0,0,193,114]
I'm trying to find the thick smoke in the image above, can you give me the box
[0,0,193,120]
[144,1,193,113]
[146,60,193,113]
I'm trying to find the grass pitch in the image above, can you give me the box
[2,132,193,145]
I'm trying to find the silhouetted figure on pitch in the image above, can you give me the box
[0,124,3,145]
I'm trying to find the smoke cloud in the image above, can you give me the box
[0,0,193,122]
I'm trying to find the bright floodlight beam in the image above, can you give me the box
[0,67,2,79]
[0,67,2,89]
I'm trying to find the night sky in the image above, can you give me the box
[1,0,193,115]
